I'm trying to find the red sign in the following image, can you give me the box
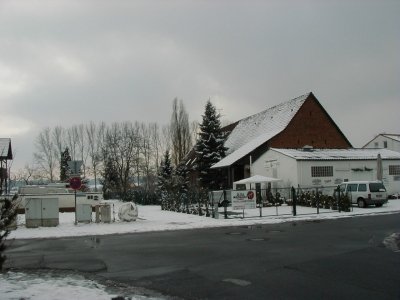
[69,177,82,190]
[247,191,254,199]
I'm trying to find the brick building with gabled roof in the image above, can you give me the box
[209,92,352,188]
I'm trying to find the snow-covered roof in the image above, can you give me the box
[212,93,309,168]
[212,130,281,168]
[362,133,400,148]
[382,134,400,143]
[234,175,281,184]
[271,148,400,161]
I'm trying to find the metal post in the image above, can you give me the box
[316,188,319,214]
[223,190,228,219]
[74,189,77,225]
[292,187,297,216]
[211,191,215,218]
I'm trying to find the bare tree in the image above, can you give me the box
[103,122,141,199]
[65,125,79,160]
[150,122,161,171]
[20,163,36,185]
[34,127,57,182]
[190,120,199,147]
[160,125,171,163]
[86,121,104,191]
[76,124,88,177]
[52,125,65,159]
[170,98,192,167]
[140,122,156,193]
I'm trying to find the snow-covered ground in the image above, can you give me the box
[0,270,163,300]
[3,199,400,300]
[8,199,400,240]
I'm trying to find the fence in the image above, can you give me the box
[208,186,351,219]
[129,185,351,219]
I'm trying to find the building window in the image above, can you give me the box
[383,141,388,148]
[311,166,333,177]
[374,142,378,148]
[389,165,400,175]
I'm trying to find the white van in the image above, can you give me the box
[339,181,388,208]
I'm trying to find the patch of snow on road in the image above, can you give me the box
[0,270,162,300]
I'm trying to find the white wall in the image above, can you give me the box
[297,159,400,194]
[252,150,298,188]
[253,150,400,194]
[364,135,400,152]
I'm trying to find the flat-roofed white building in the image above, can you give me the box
[252,148,400,195]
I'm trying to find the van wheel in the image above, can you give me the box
[357,199,366,208]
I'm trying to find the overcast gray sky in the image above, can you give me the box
[1,0,399,170]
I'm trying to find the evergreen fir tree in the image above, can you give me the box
[194,100,227,190]
[175,161,189,212]
[157,150,174,210]
[0,195,18,270]
[101,155,120,200]
[60,147,71,182]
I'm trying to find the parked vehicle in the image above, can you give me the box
[338,181,388,208]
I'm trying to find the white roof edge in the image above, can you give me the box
[269,148,400,160]
[212,131,280,168]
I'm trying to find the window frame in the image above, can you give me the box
[311,166,333,177]
[389,165,400,175]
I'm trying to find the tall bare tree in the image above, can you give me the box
[52,125,65,160]
[86,121,104,191]
[103,122,141,199]
[170,98,191,167]
[140,122,157,194]
[76,124,88,177]
[150,122,161,171]
[34,127,57,182]
[65,126,78,161]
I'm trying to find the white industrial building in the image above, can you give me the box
[363,133,400,152]
[252,148,400,195]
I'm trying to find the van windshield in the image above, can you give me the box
[369,183,386,192]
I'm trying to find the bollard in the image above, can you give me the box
[223,190,228,219]
[292,187,297,216]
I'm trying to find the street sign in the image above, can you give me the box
[231,190,256,210]
[68,160,83,176]
[70,177,82,190]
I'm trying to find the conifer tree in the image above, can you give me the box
[175,161,189,212]
[157,150,174,210]
[101,155,120,200]
[194,100,227,190]
[60,147,71,182]
[0,195,18,270]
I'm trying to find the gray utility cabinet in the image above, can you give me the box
[95,204,112,223]
[100,205,112,223]
[77,204,92,223]
[25,198,59,228]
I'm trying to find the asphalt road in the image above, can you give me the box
[5,213,400,299]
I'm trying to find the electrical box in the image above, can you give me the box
[77,204,92,223]
[100,205,111,223]
[25,198,59,228]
